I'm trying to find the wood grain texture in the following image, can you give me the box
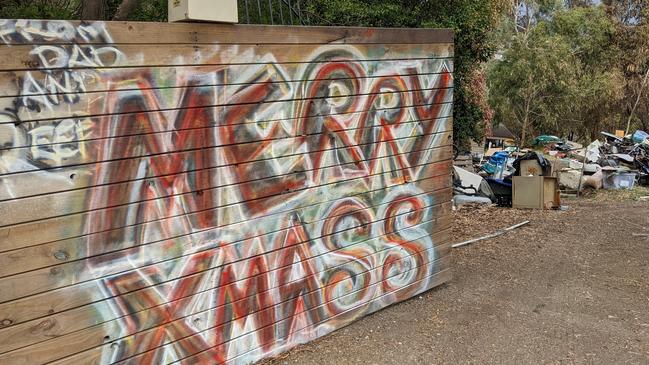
[0,193,452,332]
[0,130,452,225]
[0,108,453,175]
[0,117,452,198]
[0,20,453,365]
[0,201,451,338]
[0,152,452,278]
[0,167,451,304]
[58,257,453,365]
[0,20,453,45]
[0,68,452,99]
[0,146,453,251]
[0,86,453,129]
[0,223,451,358]
[0,43,453,71]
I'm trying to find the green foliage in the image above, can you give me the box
[0,0,167,21]
[102,0,166,21]
[0,0,508,146]
[131,0,167,22]
[238,0,307,25]
[549,7,623,139]
[606,0,649,132]
[488,5,623,145]
[304,0,509,147]
[0,0,79,19]
[305,0,419,27]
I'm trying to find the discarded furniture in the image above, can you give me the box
[512,176,561,209]
[519,159,543,176]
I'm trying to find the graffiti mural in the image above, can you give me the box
[0,20,454,365]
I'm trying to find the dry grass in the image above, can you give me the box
[591,185,649,202]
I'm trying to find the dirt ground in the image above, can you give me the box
[263,188,649,365]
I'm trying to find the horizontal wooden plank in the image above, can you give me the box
[0,61,454,116]
[0,114,452,203]
[0,214,451,361]
[0,20,452,45]
[12,262,450,364]
[0,133,451,231]
[0,86,453,151]
[0,121,451,225]
[0,193,449,311]
[0,99,453,176]
[0,132,453,250]
[0,66,452,99]
[0,80,453,127]
[2,109,451,173]
[0,121,452,200]
[0,164,452,260]
[120,257,452,365]
[0,20,454,365]
[0,82,453,140]
[0,216,450,358]
[0,221,451,360]
[0,43,452,72]
[0,186,452,295]
[3,239,450,365]
[0,174,451,328]
[0,162,451,303]
[0,155,451,268]
[0,198,449,335]
[0,121,453,203]
[0,155,446,231]
[0,146,451,276]
[220,268,450,365]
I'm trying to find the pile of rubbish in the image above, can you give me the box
[453,130,649,208]
[596,130,649,186]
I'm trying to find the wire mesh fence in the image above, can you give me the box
[239,0,312,25]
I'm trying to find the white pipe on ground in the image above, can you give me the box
[452,220,531,249]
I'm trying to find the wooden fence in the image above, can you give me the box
[0,20,453,365]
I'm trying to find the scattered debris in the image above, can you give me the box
[453,195,493,207]
[453,154,475,173]
[454,127,649,209]
[558,169,583,191]
[603,171,637,190]
[452,220,531,248]
[452,166,495,203]
[452,130,648,212]
[582,170,604,190]
[486,178,513,207]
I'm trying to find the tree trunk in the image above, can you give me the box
[513,0,520,32]
[626,67,649,134]
[113,0,140,21]
[520,99,531,147]
[525,1,531,32]
[81,0,105,20]
[520,114,529,148]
